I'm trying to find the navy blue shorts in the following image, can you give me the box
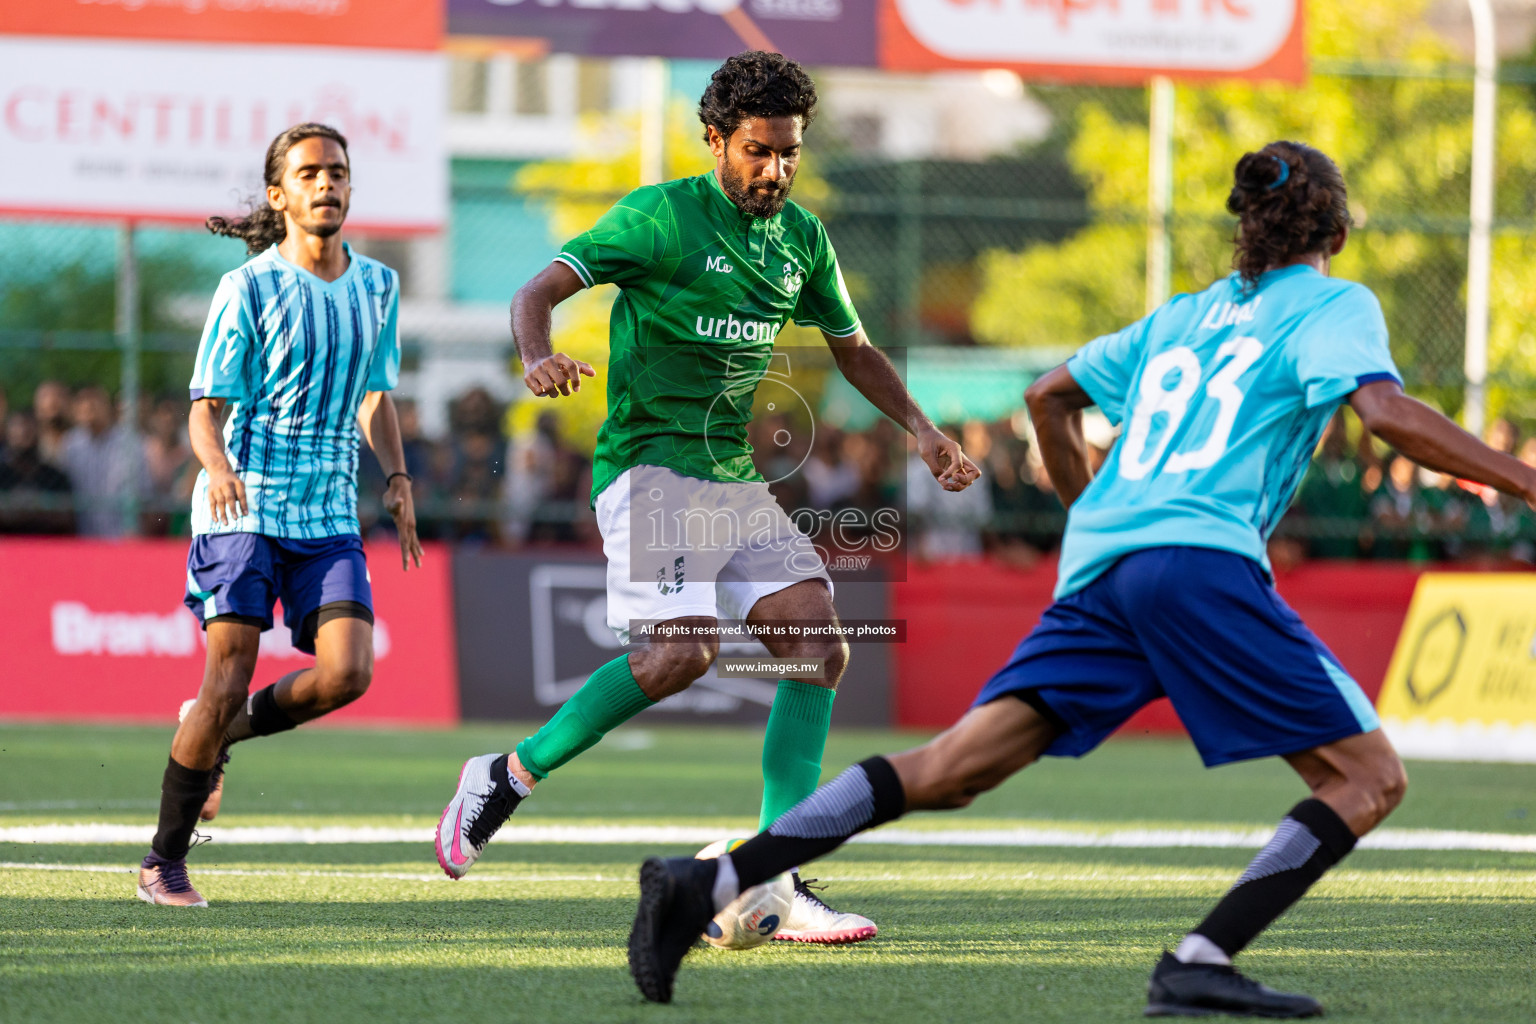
[183,533,372,655]
[972,547,1380,767]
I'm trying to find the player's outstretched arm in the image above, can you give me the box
[1350,381,1536,507]
[188,397,248,526]
[823,328,979,491]
[512,262,596,399]
[1024,364,1096,509]
[359,390,424,571]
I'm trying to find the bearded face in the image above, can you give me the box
[719,154,793,218]
[710,115,802,220]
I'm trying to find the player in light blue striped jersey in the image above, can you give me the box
[135,124,424,909]
[629,142,1536,1014]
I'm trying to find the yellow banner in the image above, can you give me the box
[1377,573,1536,762]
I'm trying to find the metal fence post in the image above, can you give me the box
[896,160,923,346]
[1464,0,1496,436]
[116,219,142,530]
[638,57,668,187]
[1146,76,1175,314]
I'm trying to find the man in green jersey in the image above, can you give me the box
[436,51,979,943]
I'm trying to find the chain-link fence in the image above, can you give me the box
[4,64,1536,560]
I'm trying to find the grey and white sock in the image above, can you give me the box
[728,756,906,891]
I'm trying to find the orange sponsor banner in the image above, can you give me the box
[879,0,1305,86]
[0,0,441,52]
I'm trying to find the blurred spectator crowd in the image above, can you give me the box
[0,380,599,545]
[5,379,1536,568]
[0,381,172,537]
[1277,411,1536,567]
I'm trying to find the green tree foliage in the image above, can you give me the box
[0,235,229,407]
[971,0,1536,418]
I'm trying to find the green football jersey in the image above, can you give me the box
[556,171,861,504]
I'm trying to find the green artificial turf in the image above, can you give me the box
[2,723,1534,1023]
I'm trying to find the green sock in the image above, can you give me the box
[758,680,837,831]
[515,655,654,780]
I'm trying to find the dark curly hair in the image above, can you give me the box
[207,123,349,256]
[1227,141,1351,287]
[697,51,818,144]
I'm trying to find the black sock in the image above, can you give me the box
[730,756,906,891]
[492,754,528,801]
[1193,798,1358,957]
[150,756,214,861]
[223,682,300,746]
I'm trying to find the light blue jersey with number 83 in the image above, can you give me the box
[1056,264,1400,599]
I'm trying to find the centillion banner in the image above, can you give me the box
[1377,573,1536,762]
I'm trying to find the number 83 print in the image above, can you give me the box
[1118,337,1265,481]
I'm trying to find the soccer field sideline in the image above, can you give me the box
[8,820,1536,852]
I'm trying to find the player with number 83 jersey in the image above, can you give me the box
[1056,266,1397,599]
[628,140,1536,1017]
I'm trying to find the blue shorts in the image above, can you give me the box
[972,546,1380,767]
[183,533,372,655]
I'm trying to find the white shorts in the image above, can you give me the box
[595,465,831,643]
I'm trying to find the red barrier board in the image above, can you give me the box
[0,538,458,725]
[890,557,1423,733]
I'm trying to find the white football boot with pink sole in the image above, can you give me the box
[435,753,526,879]
[773,876,878,944]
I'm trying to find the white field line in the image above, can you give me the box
[2,822,1535,853]
[3,863,1533,888]
[0,862,614,883]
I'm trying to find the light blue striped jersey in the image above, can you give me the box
[188,244,400,539]
[1057,264,1399,598]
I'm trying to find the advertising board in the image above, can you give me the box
[880,0,1304,83]
[449,0,1303,83]
[0,539,458,725]
[453,550,893,725]
[0,38,446,230]
[1377,574,1536,763]
[448,0,878,65]
[0,0,440,51]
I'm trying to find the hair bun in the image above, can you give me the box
[1226,141,1350,286]
[1234,151,1285,194]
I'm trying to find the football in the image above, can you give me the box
[694,838,794,949]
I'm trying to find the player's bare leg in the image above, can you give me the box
[629,697,1055,1001]
[1148,730,1406,1017]
[437,617,720,879]
[1282,729,1408,836]
[139,621,260,907]
[886,698,1059,808]
[172,622,261,771]
[267,615,376,723]
[179,611,375,820]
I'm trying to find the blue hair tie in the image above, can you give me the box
[1267,155,1290,190]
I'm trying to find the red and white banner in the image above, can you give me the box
[0,538,458,725]
[880,0,1304,84]
[0,0,441,52]
[0,37,446,231]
